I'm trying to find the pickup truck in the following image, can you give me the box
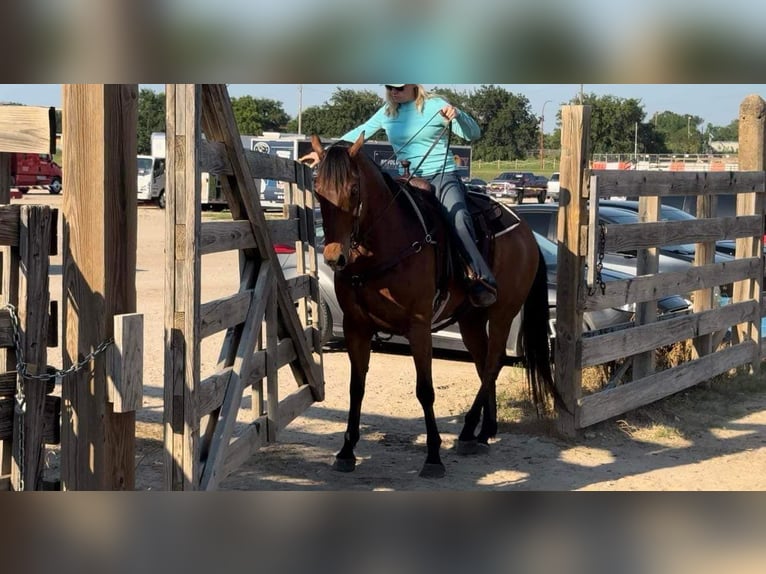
[487,171,547,203]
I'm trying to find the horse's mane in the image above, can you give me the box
[318,142,439,229]
[316,143,356,199]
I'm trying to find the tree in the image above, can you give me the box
[137,88,165,154]
[231,95,289,135]
[292,88,384,139]
[708,119,738,143]
[653,111,705,154]
[463,85,539,161]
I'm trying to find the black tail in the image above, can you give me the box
[520,249,562,415]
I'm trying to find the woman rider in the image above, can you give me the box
[301,83,497,307]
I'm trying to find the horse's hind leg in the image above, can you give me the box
[455,313,489,453]
[455,313,511,454]
[333,328,373,473]
[409,328,445,478]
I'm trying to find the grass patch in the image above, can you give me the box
[497,355,766,445]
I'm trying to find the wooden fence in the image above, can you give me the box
[555,96,766,434]
[164,85,323,490]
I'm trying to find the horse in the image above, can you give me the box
[308,133,558,478]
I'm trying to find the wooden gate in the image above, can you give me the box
[555,97,766,435]
[164,85,323,490]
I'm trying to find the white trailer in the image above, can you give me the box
[145,132,227,210]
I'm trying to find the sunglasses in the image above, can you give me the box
[385,85,407,92]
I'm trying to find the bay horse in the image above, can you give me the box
[308,133,557,478]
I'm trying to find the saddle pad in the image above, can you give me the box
[466,190,522,237]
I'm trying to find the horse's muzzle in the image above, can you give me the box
[324,242,347,271]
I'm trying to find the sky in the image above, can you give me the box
[1,84,763,133]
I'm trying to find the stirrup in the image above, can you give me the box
[468,279,497,307]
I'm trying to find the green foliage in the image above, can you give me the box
[652,110,705,153]
[708,119,739,142]
[294,88,384,140]
[230,95,290,135]
[464,85,540,161]
[137,88,165,155]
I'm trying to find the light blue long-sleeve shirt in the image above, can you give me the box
[340,96,481,177]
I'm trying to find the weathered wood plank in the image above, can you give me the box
[581,300,759,367]
[266,218,302,246]
[201,84,323,400]
[0,105,55,154]
[60,84,138,491]
[632,196,660,380]
[583,257,761,311]
[0,371,55,397]
[12,205,53,491]
[275,381,314,433]
[1,395,59,443]
[0,308,13,347]
[591,170,765,198]
[219,416,268,480]
[603,216,762,252]
[199,290,251,339]
[219,383,314,482]
[164,84,202,491]
[107,313,143,413]
[198,337,297,416]
[199,220,256,255]
[0,205,20,247]
[200,262,272,490]
[578,342,757,428]
[555,105,590,434]
[734,94,766,368]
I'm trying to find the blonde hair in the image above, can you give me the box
[384,84,432,117]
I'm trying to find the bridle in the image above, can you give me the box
[317,146,436,287]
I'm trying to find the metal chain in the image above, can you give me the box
[588,224,607,296]
[6,303,114,383]
[5,303,113,491]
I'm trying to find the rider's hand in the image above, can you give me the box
[440,105,459,122]
[298,151,320,167]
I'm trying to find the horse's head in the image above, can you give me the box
[310,133,367,271]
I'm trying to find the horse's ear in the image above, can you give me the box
[348,132,365,158]
[310,135,324,157]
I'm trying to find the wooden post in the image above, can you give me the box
[736,94,766,369]
[0,152,13,480]
[11,206,54,490]
[60,85,138,490]
[164,84,202,491]
[691,194,716,358]
[633,196,659,380]
[555,105,591,435]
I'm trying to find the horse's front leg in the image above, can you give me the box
[333,324,373,473]
[409,326,445,478]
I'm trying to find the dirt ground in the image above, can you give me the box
[23,191,766,491]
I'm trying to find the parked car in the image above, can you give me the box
[514,202,735,302]
[547,172,560,201]
[486,171,534,203]
[278,213,692,358]
[526,174,549,202]
[463,177,488,193]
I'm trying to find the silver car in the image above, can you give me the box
[278,214,691,358]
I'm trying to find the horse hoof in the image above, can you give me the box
[456,439,479,455]
[419,463,446,479]
[456,440,491,456]
[332,458,356,473]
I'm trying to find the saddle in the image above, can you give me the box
[396,173,521,264]
[392,170,522,328]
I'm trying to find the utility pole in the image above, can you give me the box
[297,84,303,135]
[540,99,551,169]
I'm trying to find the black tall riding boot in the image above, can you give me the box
[454,210,498,307]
